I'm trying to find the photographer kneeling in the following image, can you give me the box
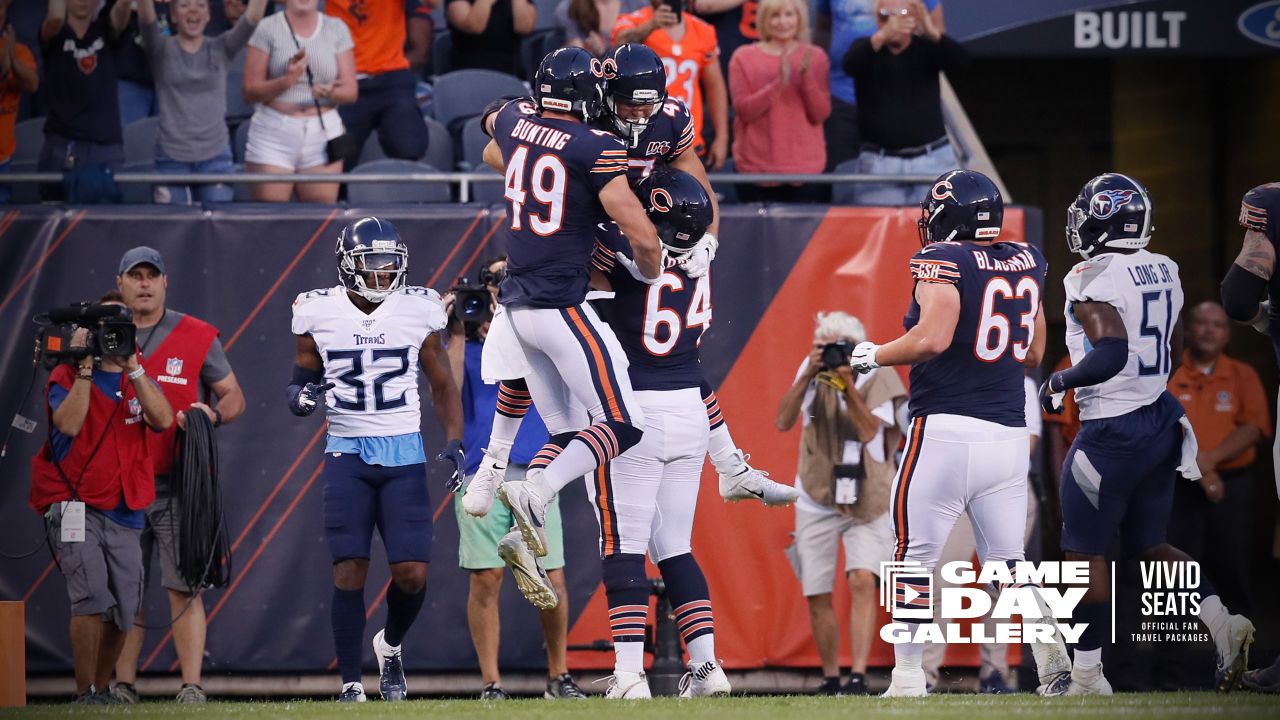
[776,312,906,695]
[29,293,173,704]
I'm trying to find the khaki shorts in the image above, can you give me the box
[790,507,893,597]
[48,503,143,631]
[456,464,565,571]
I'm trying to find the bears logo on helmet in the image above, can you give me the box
[931,179,955,202]
[917,170,1003,246]
[649,187,674,213]
[635,168,712,255]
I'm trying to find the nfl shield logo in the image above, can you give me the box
[166,357,183,376]
[128,398,141,416]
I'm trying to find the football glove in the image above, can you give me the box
[614,249,668,285]
[288,381,334,417]
[437,438,466,492]
[678,233,718,279]
[849,341,881,373]
[1252,299,1272,336]
[1039,374,1066,415]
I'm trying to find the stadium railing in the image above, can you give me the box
[4,171,942,204]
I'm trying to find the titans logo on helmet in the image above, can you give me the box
[1089,189,1138,220]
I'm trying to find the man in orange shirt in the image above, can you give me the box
[613,0,729,170]
[326,0,434,169]
[1167,301,1270,613]
[0,0,38,203]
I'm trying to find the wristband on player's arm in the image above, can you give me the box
[287,364,324,405]
[1221,263,1269,322]
[1050,336,1128,391]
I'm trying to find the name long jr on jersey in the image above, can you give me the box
[1063,248,1184,421]
[291,286,447,438]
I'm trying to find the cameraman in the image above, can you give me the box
[775,311,906,695]
[441,255,583,700]
[112,246,245,705]
[30,292,173,704]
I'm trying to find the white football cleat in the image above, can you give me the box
[604,671,652,699]
[462,449,506,517]
[1064,664,1113,696]
[881,667,928,697]
[1025,589,1072,690]
[1214,613,1255,692]
[498,475,550,557]
[497,528,559,610]
[717,453,798,506]
[679,661,731,697]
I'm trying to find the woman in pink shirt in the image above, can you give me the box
[728,0,830,202]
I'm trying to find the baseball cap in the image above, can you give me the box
[118,246,166,276]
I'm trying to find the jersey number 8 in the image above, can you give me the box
[975,276,1040,363]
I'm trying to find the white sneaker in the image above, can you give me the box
[497,528,559,610]
[679,661,731,697]
[498,475,550,557]
[338,681,367,702]
[371,629,407,701]
[717,453,799,506]
[462,450,506,517]
[1214,613,1256,691]
[881,666,928,697]
[604,670,652,699]
[1064,663,1113,696]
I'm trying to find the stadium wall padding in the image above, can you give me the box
[0,204,1032,675]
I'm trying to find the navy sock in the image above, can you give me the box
[603,553,649,670]
[332,587,367,684]
[1075,601,1109,653]
[657,554,715,645]
[384,582,426,648]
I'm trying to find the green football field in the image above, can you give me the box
[6,694,1279,719]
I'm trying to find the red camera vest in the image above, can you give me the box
[140,314,219,477]
[30,365,155,513]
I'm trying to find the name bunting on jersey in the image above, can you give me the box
[878,561,1090,645]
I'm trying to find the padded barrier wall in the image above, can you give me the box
[0,204,1035,674]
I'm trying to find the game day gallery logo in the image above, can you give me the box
[877,560,1210,644]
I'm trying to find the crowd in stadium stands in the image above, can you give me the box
[0,0,963,204]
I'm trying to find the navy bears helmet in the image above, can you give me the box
[533,47,607,122]
[605,44,667,148]
[336,217,408,303]
[1066,173,1154,259]
[918,169,1004,245]
[635,167,713,254]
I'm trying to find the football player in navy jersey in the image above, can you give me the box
[475,48,663,578]
[848,170,1072,697]
[1039,174,1255,695]
[288,218,464,702]
[599,42,791,505]
[1223,182,1280,693]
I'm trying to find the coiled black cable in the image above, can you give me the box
[172,409,231,589]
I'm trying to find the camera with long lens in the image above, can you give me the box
[820,341,854,371]
[450,277,495,342]
[34,303,138,367]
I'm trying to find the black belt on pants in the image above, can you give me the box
[860,136,949,159]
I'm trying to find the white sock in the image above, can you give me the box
[707,424,739,470]
[615,641,645,674]
[687,634,716,665]
[485,441,512,463]
[894,636,925,670]
[1074,648,1101,670]
[489,415,521,454]
[1197,594,1230,640]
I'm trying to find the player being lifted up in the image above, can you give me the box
[463,45,797,517]
[288,218,465,703]
[476,47,663,565]
[848,170,1072,697]
[1040,174,1255,694]
[602,42,795,505]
